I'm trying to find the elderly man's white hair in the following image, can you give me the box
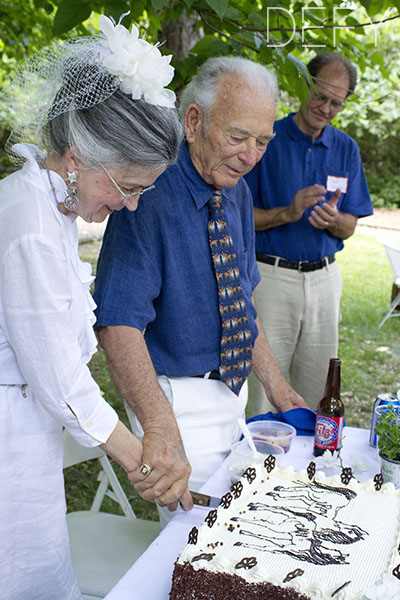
[179,56,278,123]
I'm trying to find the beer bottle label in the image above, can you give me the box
[314,414,344,451]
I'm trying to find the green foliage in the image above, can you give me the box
[53,0,92,35]
[2,1,400,207]
[375,405,400,462]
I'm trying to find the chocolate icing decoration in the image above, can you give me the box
[340,467,353,485]
[243,467,256,483]
[283,568,304,583]
[331,581,351,596]
[374,473,384,491]
[264,455,276,473]
[231,481,243,498]
[393,564,400,579]
[232,478,366,567]
[307,461,316,480]
[192,553,215,562]
[188,526,198,545]
[205,509,217,528]
[227,524,235,532]
[235,556,257,570]
[220,492,233,509]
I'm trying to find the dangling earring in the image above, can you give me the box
[64,171,79,211]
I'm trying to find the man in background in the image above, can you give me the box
[245,52,372,413]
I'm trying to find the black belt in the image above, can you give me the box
[256,252,335,273]
[192,370,220,380]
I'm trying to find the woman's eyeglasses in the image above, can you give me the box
[102,166,155,204]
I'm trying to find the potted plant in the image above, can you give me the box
[374,404,400,487]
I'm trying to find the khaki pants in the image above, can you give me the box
[248,259,342,415]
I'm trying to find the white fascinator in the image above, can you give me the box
[2,14,177,163]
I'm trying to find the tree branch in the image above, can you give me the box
[194,6,400,35]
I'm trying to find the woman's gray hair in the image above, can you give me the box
[179,56,278,125]
[46,88,183,169]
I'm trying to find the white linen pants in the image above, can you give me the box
[125,376,247,527]
[248,259,342,415]
[0,384,82,600]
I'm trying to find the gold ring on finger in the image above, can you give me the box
[139,463,152,477]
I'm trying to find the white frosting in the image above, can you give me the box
[178,463,400,599]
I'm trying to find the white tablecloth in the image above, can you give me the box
[105,427,379,600]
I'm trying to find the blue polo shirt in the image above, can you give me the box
[94,142,260,377]
[244,113,373,261]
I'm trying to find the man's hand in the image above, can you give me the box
[129,424,193,511]
[254,184,326,230]
[97,325,194,513]
[287,184,327,223]
[252,311,310,412]
[308,189,341,229]
[268,381,309,413]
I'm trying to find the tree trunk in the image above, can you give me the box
[160,11,202,62]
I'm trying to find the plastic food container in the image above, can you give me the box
[247,420,296,453]
[228,438,284,482]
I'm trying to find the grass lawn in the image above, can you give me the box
[65,229,400,519]
[336,230,400,428]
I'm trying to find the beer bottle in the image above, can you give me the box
[313,358,344,457]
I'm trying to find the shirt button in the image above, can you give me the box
[307,148,312,153]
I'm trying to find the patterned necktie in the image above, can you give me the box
[207,189,252,395]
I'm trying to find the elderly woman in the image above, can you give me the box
[0,15,183,600]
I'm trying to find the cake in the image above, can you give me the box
[170,458,400,600]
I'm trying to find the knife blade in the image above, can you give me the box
[190,490,221,508]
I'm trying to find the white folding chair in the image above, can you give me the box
[378,237,400,328]
[63,429,161,600]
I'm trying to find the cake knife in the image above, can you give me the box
[190,490,221,508]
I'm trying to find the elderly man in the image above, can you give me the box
[94,56,307,524]
[244,52,373,414]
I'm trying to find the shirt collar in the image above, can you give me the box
[285,112,332,148]
[177,141,240,210]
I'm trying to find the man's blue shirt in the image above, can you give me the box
[244,113,373,261]
[94,142,260,377]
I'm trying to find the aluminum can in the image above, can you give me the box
[369,393,399,447]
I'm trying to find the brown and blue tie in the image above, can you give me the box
[207,189,252,395]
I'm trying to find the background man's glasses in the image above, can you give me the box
[102,166,155,204]
[310,89,345,112]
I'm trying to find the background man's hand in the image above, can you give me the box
[287,184,326,222]
[309,189,341,229]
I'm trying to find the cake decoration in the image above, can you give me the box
[205,509,217,528]
[170,462,400,600]
[264,455,276,472]
[340,466,353,484]
[331,581,351,596]
[231,481,243,498]
[235,557,257,570]
[220,492,233,508]
[392,564,400,579]
[283,568,304,582]
[192,553,215,562]
[307,461,316,480]
[188,527,198,544]
[374,473,384,491]
[243,467,256,483]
